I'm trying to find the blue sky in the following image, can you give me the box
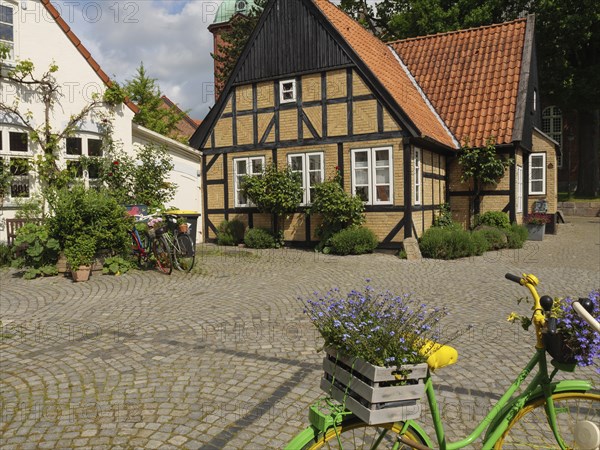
[51,0,223,120]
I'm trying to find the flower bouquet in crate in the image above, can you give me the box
[147,217,164,239]
[301,282,453,425]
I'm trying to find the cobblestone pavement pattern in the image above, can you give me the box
[1,217,599,449]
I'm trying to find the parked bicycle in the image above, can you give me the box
[163,214,196,272]
[286,273,599,449]
[130,214,172,275]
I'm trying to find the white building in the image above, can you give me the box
[0,0,202,243]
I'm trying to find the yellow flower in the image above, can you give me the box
[507,312,520,323]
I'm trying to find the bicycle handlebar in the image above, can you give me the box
[505,273,522,284]
[573,301,600,333]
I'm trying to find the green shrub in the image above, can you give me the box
[420,227,490,260]
[102,256,134,275]
[244,228,275,249]
[217,220,245,246]
[64,234,96,268]
[0,243,12,267]
[505,223,529,249]
[433,203,454,228]
[478,227,508,250]
[12,223,60,279]
[475,211,510,230]
[329,227,379,255]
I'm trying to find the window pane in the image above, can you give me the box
[376,186,390,202]
[0,6,13,24]
[0,23,12,41]
[355,186,369,202]
[283,91,294,100]
[532,168,543,180]
[237,191,247,206]
[355,168,368,185]
[290,156,303,171]
[10,159,29,198]
[88,162,101,179]
[375,150,389,166]
[251,158,263,174]
[531,180,543,192]
[9,132,27,152]
[531,155,544,168]
[542,118,550,133]
[10,158,28,176]
[354,151,368,168]
[236,159,247,175]
[376,168,389,184]
[66,137,82,155]
[88,139,103,156]
[309,171,321,186]
[552,117,562,131]
[308,154,321,170]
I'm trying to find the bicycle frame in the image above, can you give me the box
[131,227,149,260]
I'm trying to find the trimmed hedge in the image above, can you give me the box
[329,227,379,255]
[477,226,508,250]
[244,228,275,249]
[505,223,529,249]
[420,227,489,260]
[217,219,245,246]
[476,211,510,230]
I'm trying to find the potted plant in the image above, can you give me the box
[508,290,599,371]
[524,213,551,241]
[64,234,97,282]
[300,283,455,424]
[176,217,189,233]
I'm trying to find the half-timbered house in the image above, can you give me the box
[191,0,558,248]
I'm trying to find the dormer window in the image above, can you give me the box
[0,3,14,60]
[279,79,297,104]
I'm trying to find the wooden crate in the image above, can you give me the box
[320,348,428,425]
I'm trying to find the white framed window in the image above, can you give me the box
[516,165,523,214]
[351,147,393,205]
[529,153,546,195]
[414,147,422,205]
[279,79,297,104]
[0,128,32,201]
[64,134,104,186]
[542,106,562,168]
[233,156,265,207]
[0,2,14,61]
[288,152,324,205]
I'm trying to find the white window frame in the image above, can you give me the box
[279,79,297,104]
[351,146,393,206]
[0,1,16,62]
[0,127,33,203]
[542,106,562,168]
[529,152,546,195]
[414,147,422,206]
[287,152,324,205]
[64,134,104,187]
[516,165,523,214]
[233,156,265,207]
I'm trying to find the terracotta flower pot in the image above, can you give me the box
[178,224,189,233]
[72,265,91,282]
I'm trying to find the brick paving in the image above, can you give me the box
[1,217,599,449]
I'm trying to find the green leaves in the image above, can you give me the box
[242,164,303,216]
[459,137,513,190]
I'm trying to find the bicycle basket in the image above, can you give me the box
[542,332,576,364]
[154,226,167,237]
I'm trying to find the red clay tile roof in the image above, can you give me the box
[390,19,527,147]
[41,0,139,114]
[160,96,201,140]
[314,0,457,148]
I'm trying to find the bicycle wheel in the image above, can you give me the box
[152,236,173,275]
[303,418,427,449]
[495,392,600,449]
[172,233,195,272]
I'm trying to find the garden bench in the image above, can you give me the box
[6,218,43,246]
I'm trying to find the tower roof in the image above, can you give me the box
[213,0,258,25]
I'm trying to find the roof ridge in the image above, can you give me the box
[40,0,138,114]
[388,17,527,45]
[160,95,200,129]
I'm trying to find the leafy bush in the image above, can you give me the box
[244,228,275,249]
[477,226,507,250]
[505,223,529,249]
[47,185,131,256]
[13,223,60,279]
[102,256,134,275]
[329,227,379,255]
[0,243,12,267]
[475,211,510,229]
[242,165,303,216]
[64,234,96,268]
[420,227,490,260]
[433,203,454,228]
[217,220,245,246]
[309,175,365,245]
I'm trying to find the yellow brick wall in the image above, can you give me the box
[207,185,225,210]
[529,131,558,214]
[257,113,273,142]
[253,213,272,230]
[353,100,378,135]
[450,196,470,229]
[304,106,322,137]
[283,213,307,241]
[236,85,253,111]
[279,109,298,141]
[383,109,400,132]
[214,117,233,148]
[237,116,253,145]
[302,74,321,102]
[327,69,347,99]
[363,213,405,243]
[327,103,348,137]
[229,214,249,228]
[310,215,323,240]
[223,95,232,114]
[207,214,225,239]
[352,70,370,96]
[205,155,223,180]
[257,82,274,109]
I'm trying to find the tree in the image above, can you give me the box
[458,137,513,219]
[123,63,188,141]
[212,0,267,95]
[339,0,600,196]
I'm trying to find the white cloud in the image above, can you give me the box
[50,0,224,120]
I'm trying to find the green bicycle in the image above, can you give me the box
[287,273,599,449]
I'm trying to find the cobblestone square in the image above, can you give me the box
[1,218,599,449]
